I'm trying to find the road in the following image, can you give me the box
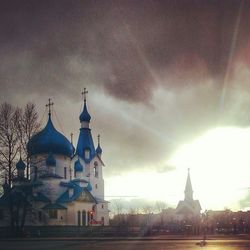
[1,239,250,250]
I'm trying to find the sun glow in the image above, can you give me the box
[106,127,250,211]
[168,127,250,210]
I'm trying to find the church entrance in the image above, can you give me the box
[82,210,86,226]
[77,210,88,226]
[77,211,81,226]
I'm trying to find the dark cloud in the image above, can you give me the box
[2,0,250,178]
[1,0,250,103]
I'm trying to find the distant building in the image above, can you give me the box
[175,169,201,219]
[0,90,109,226]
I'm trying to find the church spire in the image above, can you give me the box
[79,88,91,127]
[96,134,103,156]
[184,168,193,201]
[76,88,95,163]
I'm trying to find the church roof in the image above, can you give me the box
[16,157,26,170]
[96,144,102,155]
[74,159,83,172]
[176,199,201,214]
[27,114,74,158]
[57,183,96,203]
[33,192,51,203]
[76,128,96,163]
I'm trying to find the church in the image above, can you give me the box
[0,89,109,226]
[175,169,201,219]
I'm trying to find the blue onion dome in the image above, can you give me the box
[46,151,56,166]
[27,115,74,157]
[96,144,102,154]
[74,159,83,172]
[79,102,91,122]
[87,182,92,191]
[16,157,26,170]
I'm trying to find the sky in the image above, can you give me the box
[1,0,250,211]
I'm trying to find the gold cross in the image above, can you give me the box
[46,98,54,115]
[81,88,88,102]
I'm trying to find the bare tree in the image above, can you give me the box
[155,201,168,214]
[0,102,40,236]
[110,199,124,226]
[155,201,168,228]
[0,103,21,233]
[17,103,40,178]
[0,103,20,185]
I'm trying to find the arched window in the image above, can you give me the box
[94,166,98,178]
[77,211,81,226]
[82,210,86,226]
[84,149,90,159]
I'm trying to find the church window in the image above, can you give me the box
[64,167,67,179]
[69,188,74,197]
[102,204,104,209]
[85,149,90,159]
[94,166,98,178]
[77,211,81,226]
[82,210,86,226]
[48,209,57,219]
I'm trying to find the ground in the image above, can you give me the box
[1,239,250,250]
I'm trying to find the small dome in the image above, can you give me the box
[27,115,74,157]
[79,102,91,122]
[87,182,92,191]
[96,145,102,155]
[16,158,26,170]
[46,152,56,166]
[74,159,83,172]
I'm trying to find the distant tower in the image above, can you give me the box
[176,169,201,218]
[184,168,193,201]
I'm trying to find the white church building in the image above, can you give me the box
[0,90,109,226]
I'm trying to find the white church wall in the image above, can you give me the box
[89,156,104,200]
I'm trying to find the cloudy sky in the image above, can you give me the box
[2,0,250,211]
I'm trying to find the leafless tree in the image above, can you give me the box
[17,103,40,178]
[142,205,154,225]
[0,103,20,185]
[0,102,40,236]
[155,201,168,214]
[155,201,168,228]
